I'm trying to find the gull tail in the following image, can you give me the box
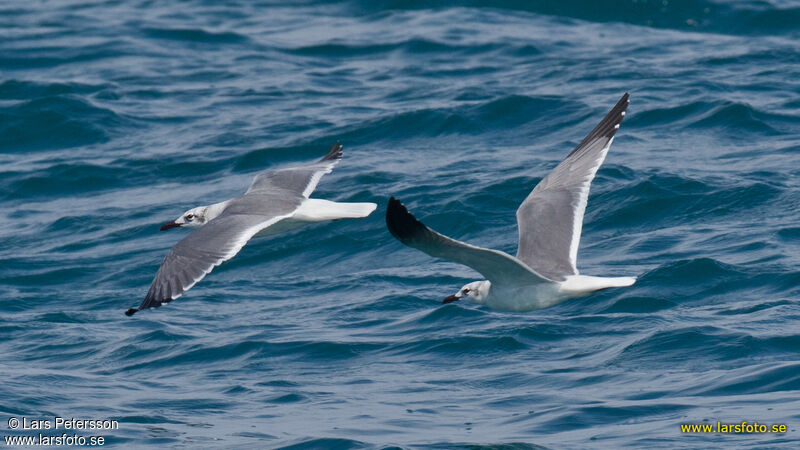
[607,276,637,288]
[294,198,377,221]
[560,275,637,294]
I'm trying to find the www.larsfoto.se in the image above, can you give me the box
[681,421,787,434]
[4,433,105,446]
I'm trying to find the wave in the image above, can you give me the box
[274,438,370,450]
[344,0,799,36]
[0,95,128,152]
[0,80,107,100]
[116,339,377,373]
[325,95,577,145]
[690,362,800,396]
[590,173,782,233]
[0,39,131,69]
[141,27,250,44]
[288,38,502,57]
[626,100,797,136]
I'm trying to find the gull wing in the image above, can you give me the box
[246,141,342,197]
[126,210,293,316]
[515,93,629,281]
[386,197,552,286]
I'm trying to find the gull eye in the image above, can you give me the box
[463,288,470,294]
[185,213,194,220]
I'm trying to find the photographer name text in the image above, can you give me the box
[7,417,118,431]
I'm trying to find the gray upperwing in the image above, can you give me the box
[128,211,293,315]
[246,141,342,197]
[386,197,551,286]
[222,190,304,217]
[515,93,629,281]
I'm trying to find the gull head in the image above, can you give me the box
[443,280,491,305]
[160,206,209,231]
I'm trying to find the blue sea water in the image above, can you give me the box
[1,0,799,448]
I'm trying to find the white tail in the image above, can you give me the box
[601,276,637,288]
[293,198,377,222]
[559,275,637,294]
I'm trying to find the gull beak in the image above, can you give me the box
[160,221,181,231]
[443,295,461,304]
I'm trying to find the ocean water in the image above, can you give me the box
[1,0,799,448]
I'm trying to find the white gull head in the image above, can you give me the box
[159,201,229,231]
[444,280,491,305]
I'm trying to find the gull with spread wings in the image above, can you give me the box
[386,94,636,312]
[126,142,376,316]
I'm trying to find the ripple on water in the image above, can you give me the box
[0,95,128,152]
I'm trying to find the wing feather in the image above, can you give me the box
[246,141,343,197]
[515,93,629,281]
[386,197,551,286]
[126,212,293,315]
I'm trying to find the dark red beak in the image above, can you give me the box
[443,295,461,304]
[160,221,181,231]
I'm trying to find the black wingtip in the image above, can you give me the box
[386,197,426,241]
[567,92,631,158]
[125,308,138,316]
[615,92,630,110]
[321,141,343,162]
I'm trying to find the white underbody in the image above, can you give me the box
[255,198,376,237]
[478,275,636,312]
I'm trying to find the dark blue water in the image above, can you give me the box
[2,0,799,448]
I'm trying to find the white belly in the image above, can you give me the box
[480,275,636,312]
[482,283,568,312]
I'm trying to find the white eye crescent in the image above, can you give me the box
[186,214,195,220]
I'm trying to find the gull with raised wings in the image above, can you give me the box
[386,94,636,311]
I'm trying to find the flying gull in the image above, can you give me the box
[386,93,636,312]
[126,142,376,316]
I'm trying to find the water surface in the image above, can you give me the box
[1,0,799,448]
